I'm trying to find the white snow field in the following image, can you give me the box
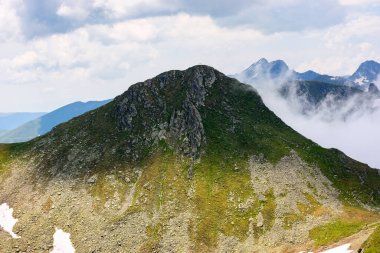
[0,203,20,239]
[50,228,75,253]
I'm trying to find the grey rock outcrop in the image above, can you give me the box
[114,65,218,159]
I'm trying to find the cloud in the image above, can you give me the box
[56,0,91,20]
[16,0,178,38]
[91,0,175,19]
[9,0,349,39]
[0,13,268,112]
[220,0,346,33]
[339,0,380,5]
[324,15,380,47]
[0,13,268,86]
[179,0,254,17]
[0,0,23,42]
[294,14,380,75]
[249,75,380,169]
[0,4,377,112]
[0,18,163,85]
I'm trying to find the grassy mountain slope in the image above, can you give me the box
[1,65,380,252]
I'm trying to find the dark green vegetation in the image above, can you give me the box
[1,65,380,251]
[310,207,380,246]
[0,144,10,175]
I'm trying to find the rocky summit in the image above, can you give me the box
[1,65,380,252]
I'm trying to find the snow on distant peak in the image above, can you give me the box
[350,60,380,85]
[257,58,269,64]
[0,203,20,239]
[354,76,368,86]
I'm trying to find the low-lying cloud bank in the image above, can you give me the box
[252,79,380,169]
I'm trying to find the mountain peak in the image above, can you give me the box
[239,58,291,82]
[2,65,380,252]
[114,64,221,159]
[257,57,269,64]
[268,60,289,76]
[360,60,380,66]
[350,60,380,85]
[296,70,320,80]
[270,59,287,66]
[245,58,269,70]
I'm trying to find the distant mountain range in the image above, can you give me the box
[0,100,111,143]
[235,58,380,90]
[233,58,380,118]
[0,112,46,131]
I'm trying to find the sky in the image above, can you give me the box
[0,0,380,112]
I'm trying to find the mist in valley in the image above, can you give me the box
[248,75,380,169]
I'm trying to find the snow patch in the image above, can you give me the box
[0,203,20,239]
[320,243,352,253]
[299,243,352,253]
[51,228,75,253]
[354,76,367,85]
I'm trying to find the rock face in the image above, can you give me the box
[1,65,380,252]
[114,66,217,159]
[28,66,220,177]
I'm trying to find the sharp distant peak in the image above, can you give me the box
[302,70,318,74]
[269,59,289,68]
[270,59,286,64]
[247,58,290,69]
[360,60,380,65]
[246,58,269,69]
[257,58,269,64]
[251,58,289,68]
